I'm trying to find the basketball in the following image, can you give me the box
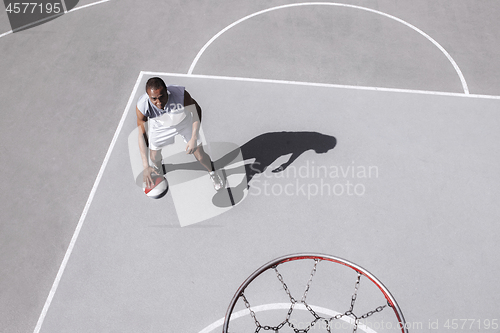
[144,175,168,199]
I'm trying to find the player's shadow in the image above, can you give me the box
[157,131,336,207]
[212,131,337,207]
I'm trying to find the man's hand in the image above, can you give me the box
[143,166,160,188]
[185,138,197,154]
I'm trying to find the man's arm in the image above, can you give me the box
[136,106,157,187]
[184,90,202,154]
[185,89,202,121]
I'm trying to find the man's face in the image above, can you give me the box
[147,87,168,109]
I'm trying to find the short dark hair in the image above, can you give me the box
[146,77,167,92]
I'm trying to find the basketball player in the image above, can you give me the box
[136,77,224,191]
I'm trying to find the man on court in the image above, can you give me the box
[136,77,224,191]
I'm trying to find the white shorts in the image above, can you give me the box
[148,113,202,151]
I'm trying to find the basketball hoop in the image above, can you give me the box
[222,253,408,333]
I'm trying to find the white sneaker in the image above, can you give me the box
[209,171,225,191]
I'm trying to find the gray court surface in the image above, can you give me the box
[1,1,500,333]
[37,73,500,332]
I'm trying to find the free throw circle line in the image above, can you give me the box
[187,2,469,94]
[198,302,377,333]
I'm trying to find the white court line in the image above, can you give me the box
[0,0,111,39]
[32,71,144,333]
[198,303,377,333]
[144,71,500,100]
[67,0,111,13]
[187,2,469,95]
[0,30,11,38]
